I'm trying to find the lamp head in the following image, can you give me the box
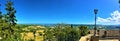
[94,9,98,14]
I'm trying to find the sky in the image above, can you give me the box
[0,0,120,25]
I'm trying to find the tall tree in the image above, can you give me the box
[0,4,2,27]
[2,0,17,41]
[5,0,17,26]
[0,4,3,38]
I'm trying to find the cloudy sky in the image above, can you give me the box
[0,0,120,25]
[97,10,120,25]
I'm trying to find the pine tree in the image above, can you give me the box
[5,0,17,26]
[0,4,2,26]
[0,4,3,38]
[2,0,17,41]
[0,0,20,41]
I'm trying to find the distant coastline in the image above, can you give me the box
[18,24,120,30]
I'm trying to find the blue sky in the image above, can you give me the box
[0,0,120,24]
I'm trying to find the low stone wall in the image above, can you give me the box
[99,30,119,37]
[80,30,120,41]
[99,39,119,41]
[90,30,120,37]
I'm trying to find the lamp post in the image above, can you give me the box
[94,9,98,36]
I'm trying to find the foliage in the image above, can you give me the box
[0,0,89,41]
[0,0,22,41]
[45,24,89,41]
[78,26,89,36]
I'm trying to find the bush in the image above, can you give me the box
[78,26,89,36]
[45,24,89,41]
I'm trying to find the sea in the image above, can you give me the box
[20,24,120,30]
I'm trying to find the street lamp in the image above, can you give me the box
[94,9,98,36]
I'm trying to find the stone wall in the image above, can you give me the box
[99,30,119,37]
[90,30,120,37]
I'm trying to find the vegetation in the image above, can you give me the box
[0,0,89,41]
[0,0,22,41]
[45,24,89,41]
[78,26,89,36]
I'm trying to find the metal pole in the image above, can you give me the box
[94,14,97,36]
[94,9,98,36]
[95,14,97,36]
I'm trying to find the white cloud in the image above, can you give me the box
[97,10,120,25]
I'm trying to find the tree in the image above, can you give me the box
[64,25,81,41]
[45,24,82,41]
[78,26,89,36]
[5,0,17,26]
[1,0,18,41]
[0,4,3,39]
[0,4,2,30]
[0,0,23,41]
